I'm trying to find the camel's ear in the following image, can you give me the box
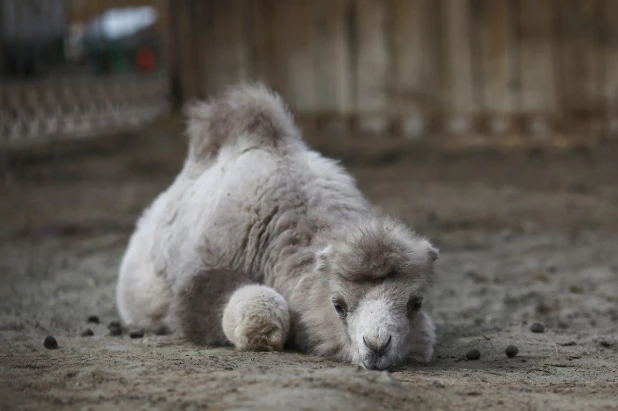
[428,246,439,262]
[423,240,439,262]
[316,245,333,271]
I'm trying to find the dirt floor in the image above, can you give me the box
[1,124,618,410]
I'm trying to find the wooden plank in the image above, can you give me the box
[210,0,250,95]
[193,0,210,98]
[277,0,316,112]
[424,0,446,132]
[442,0,476,134]
[174,1,199,102]
[355,0,389,133]
[157,0,180,106]
[391,0,436,138]
[518,0,557,136]
[314,0,353,117]
[479,0,515,133]
[556,0,599,121]
[250,0,284,93]
[602,0,618,131]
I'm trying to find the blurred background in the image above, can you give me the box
[2,2,618,408]
[168,0,618,148]
[3,0,618,233]
[3,0,618,151]
[1,0,168,149]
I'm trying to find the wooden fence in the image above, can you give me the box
[0,0,171,150]
[169,0,618,145]
[0,74,170,149]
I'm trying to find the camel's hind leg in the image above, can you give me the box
[116,230,173,331]
[172,269,290,351]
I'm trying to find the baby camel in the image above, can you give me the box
[116,84,439,370]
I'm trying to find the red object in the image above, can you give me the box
[136,47,157,72]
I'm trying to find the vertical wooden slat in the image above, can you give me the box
[175,1,199,102]
[194,0,215,98]
[241,0,257,84]
[191,0,205,97]
[314,0,352,121]
[157,0,172,77]
[519,0,556,135]
[169,0,617,146]
[210,0,250,94]
[392,0,439,138]
[426,0,446,132]
[251,0,283,92]
[0,2,4,77]
[355,0,389,133]
[161,0,182,107]
[442,0,476,134]
[278,1,316,112]
[557,0,599,123]
[479,0,515,133]
[593,0,606,117]
[602,0,618,132]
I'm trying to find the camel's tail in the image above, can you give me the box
[184,83,300,162]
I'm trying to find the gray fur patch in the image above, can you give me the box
[174,268,253,346]
[323,216,436,285]
[185,83,299,162]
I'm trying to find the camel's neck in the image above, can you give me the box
[259,213,352,299]
[259,222,357,359]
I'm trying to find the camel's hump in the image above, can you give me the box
[184,83,300,162]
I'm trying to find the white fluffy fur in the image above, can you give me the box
[116,83,439,369]
[222,285,290,351]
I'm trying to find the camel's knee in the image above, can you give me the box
[116,259,172,330]
[222,285,290,352]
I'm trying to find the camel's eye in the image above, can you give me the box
[333,299,347,318]
[407,297,423,315]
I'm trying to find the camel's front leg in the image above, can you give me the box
[222,285,290,352]
[405,310,437,364]
[172,269,289,349]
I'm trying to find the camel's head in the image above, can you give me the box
[317,216,438,370]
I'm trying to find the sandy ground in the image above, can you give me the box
[1,125,618,410]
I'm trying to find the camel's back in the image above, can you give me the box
[160,139,369,290]
[118,84,370,328]
[147,84,370,288]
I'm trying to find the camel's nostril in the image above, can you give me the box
[363,334,392,355]
[363,336,377,353]
[380,335,392,353]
